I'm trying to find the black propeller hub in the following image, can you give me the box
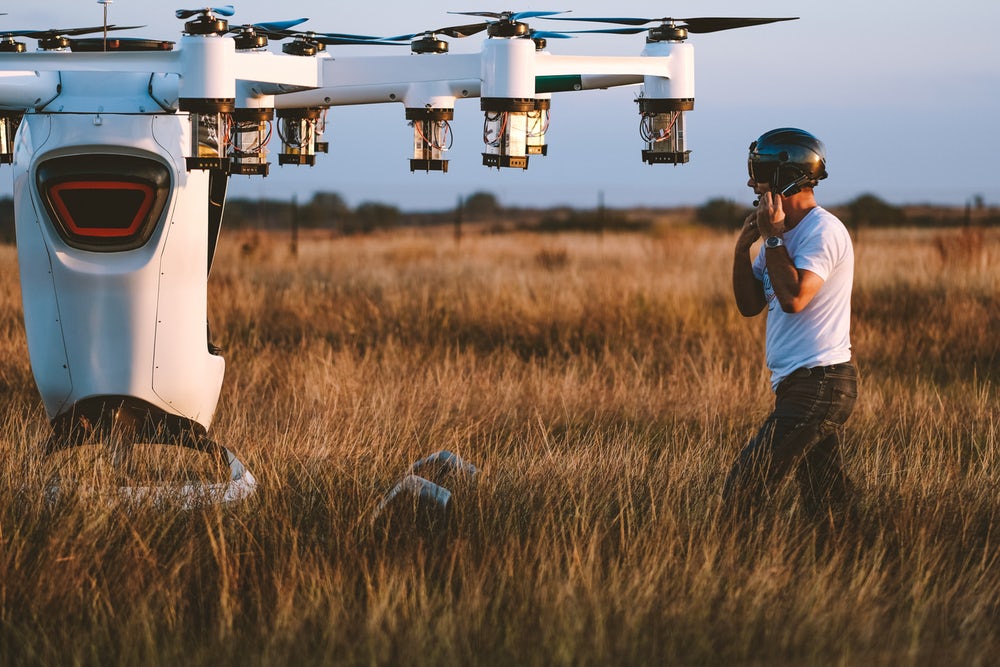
[487,20,530,39]
[38,35,72,50]
[184,15,229,36]
[282,39,324,57]
[648,24,688,42]
[234,30,267,50]
[412,35,448,54]
[0,38,26,53]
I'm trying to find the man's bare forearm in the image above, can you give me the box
[734,214,766,316]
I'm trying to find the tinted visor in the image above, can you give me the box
[748,157,779,185]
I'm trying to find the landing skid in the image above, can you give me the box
[42,398,257,508]
[43,437,258,508]
[98,446,256,508]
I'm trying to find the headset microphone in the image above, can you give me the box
[777,172,810,197]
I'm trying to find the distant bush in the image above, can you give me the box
[462,191,501,220]
[348,201,400,235]
[532,209,650,234]
[695,198,750,230]
[301,192,350,229]
[842,193,907,229]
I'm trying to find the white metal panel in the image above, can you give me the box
[148,150,225,427]
[481,38,535,99]
[641,42,694,100]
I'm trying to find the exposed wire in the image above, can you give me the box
[526,109,549,137]
[483,111,507,147]
[228,119,272,157]
[412,119,453,151]
[278,117,313,149]
[639,111,680,144]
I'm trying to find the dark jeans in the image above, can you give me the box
[722,361,859,518]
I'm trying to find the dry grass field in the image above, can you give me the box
[0,221,997,665]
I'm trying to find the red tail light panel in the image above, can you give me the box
[37,155,171,252]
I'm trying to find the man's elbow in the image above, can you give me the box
[778,297,808,314]
[737,300,766,317]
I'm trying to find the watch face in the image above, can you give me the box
[766,236,782,248]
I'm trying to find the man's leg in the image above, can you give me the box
[722,369,845,510]
[795,430,856,519]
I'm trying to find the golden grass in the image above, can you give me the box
[0,224,997,665]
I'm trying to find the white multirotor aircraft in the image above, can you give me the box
[0,6,795,504]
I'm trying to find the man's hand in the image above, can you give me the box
[755,191,787,238]
[737,212,761,253]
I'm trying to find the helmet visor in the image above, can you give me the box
[747,158,779,185]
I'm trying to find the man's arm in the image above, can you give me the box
[762,248,824,313]
[733,213,766,317]
[754,191,825,314]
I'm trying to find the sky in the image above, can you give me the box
[10,1,1000,210]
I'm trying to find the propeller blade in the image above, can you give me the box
[547,16,797,33]
[435,22,491,38]
[384,22,490,41]
[546,16,655,26]
[311,35,405,46]
[558,27,647,36]
[258,28,403,46]
[316,31,383,40]
[510,11,569,21]
[175,5,236,20]
[248,18,309,32]
[10,24,144,38]
[529,30,573,39]
[448,11,504,20]
[680,17,798,34]
[448,10,568,22]
[253,26,383,41]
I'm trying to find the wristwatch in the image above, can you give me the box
[765,235,784,249]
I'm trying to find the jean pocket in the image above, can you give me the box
[822,377,857,427]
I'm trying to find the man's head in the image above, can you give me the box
[747,128,828,197]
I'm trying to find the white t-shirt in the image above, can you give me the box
[752,206,854,390]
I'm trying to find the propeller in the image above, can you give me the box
[435,10,571,39]
[255,27,400,46]
[226,18,310,50]
[545,15,798,35]
[376,14,572,55]
[0,24,144,39]
[228,18,310,34]
[241,26,404,56]
[175,5,236,20]
[0,24,145,51]
[449,10,568,21]
[382,22,492,42]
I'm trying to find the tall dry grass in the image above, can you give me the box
[0,223,997,665]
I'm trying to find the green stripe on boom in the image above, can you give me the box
[535,75,584,94]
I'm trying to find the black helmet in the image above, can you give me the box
[748,128,828,196]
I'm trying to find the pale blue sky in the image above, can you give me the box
[11,1,1000,209]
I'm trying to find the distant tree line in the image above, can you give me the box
[221,190,510,233]
[0,191,994,245]
[223,192,403,235]
[695,193,1000,232]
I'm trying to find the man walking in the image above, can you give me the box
[724,128,859,522]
